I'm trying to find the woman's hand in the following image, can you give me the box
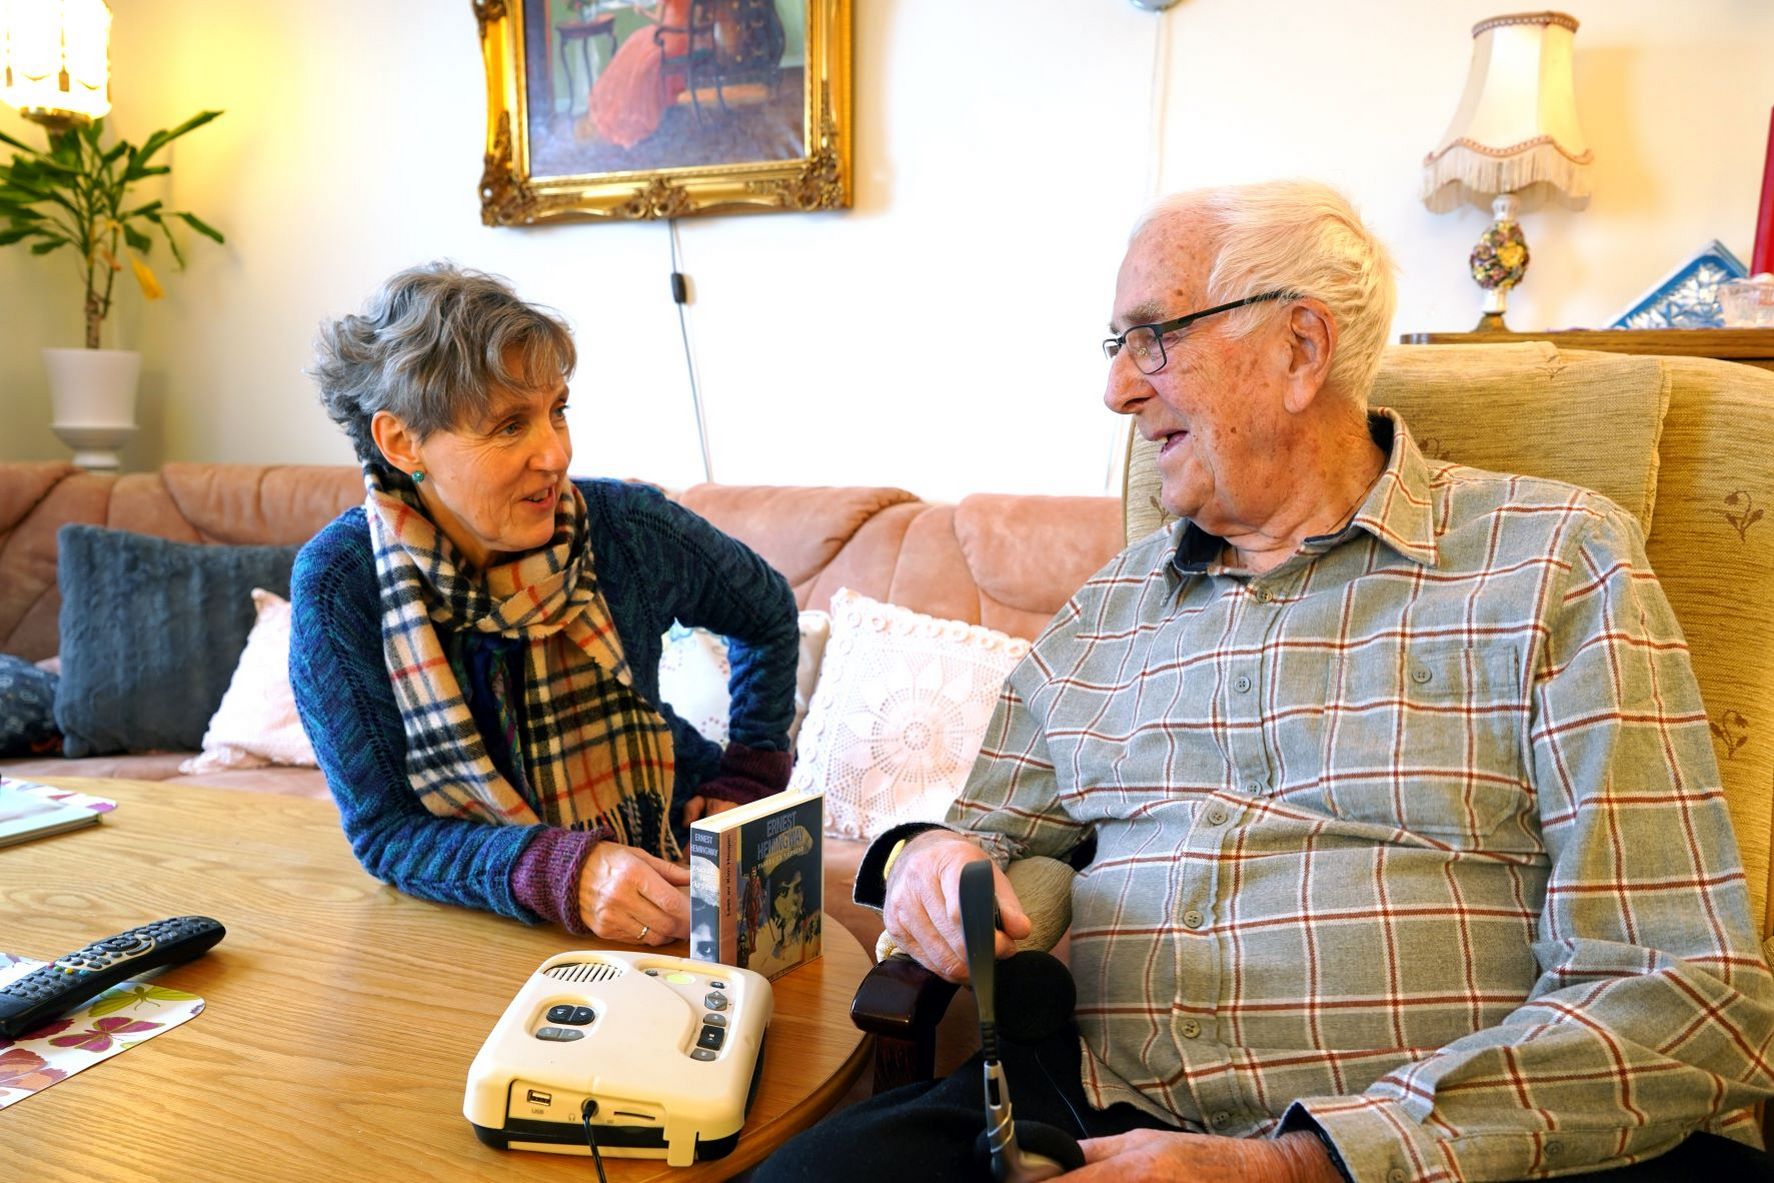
[575,842,691,944]
[682,796,741,825]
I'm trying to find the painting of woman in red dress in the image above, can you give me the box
[576,0,690,149]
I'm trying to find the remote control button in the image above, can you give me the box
[690,1048,717,1061]
[696,1024,726,1051]
[702,1013,727,1028]
[101,935,149,952]
[534,1026,585,1042]
[546,1004,576,1023]
[703,991,728,1011]
[568,1006,595,1025]
[711,980,726,989]
[645,969,660,976]
[665,971,695,984]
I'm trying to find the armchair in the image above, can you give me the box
[848,344,1774,1138]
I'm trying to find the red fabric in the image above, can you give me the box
[1754,107,1774,276]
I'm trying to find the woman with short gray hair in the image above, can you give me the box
[290,262,799,943]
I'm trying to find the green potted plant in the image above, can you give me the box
[0,111,224,467]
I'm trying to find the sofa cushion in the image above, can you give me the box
[54,525,301,757]
[789,588,1030,839]
[0,655,59,756]
[657,611,831,747]
[182,590,318,773]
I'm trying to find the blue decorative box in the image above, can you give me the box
[1610,240,1748,329]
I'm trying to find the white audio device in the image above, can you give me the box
[463,950,772,1165]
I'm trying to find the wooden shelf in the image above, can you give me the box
[1399,327,1774,370]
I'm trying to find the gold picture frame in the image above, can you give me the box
[474,0,852,224]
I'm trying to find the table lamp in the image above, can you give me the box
[0,0,112,131]
[1421,11,1592,331]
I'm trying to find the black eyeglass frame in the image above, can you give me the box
[1102,290,1293,374]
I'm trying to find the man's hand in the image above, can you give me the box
[576,843,691,944]
[881,830,1033,982]
[1068,1129,1341,1183]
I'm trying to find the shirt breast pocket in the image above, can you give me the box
[1320,641,1528,845]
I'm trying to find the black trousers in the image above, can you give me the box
[753,1023,1772,1183]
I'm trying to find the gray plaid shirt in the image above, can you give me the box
[950,411,1774,1182]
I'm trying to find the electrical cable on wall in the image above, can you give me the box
[667,218,715,484]
[1106,3,1177,498]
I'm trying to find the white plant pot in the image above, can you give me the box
[44,347,141,470]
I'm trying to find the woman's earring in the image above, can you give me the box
[412,470,425,484]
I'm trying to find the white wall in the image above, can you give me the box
[2,0,1771,500]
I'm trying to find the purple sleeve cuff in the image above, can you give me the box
[695,741,795,805]
[510,827,606,934]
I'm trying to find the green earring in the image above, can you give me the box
[412,470,425,484]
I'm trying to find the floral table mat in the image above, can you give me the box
[0,953,205,1110]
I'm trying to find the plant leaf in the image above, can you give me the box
[121,199,163,219]
[122,164,170,182]
[155,217,185,268]
[29,239,66,255]
[0,128,39,153]
[173,211,223,244]
[122,223,151,253]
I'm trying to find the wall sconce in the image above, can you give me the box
[1421,12,1591,331]
[1,0,112,131]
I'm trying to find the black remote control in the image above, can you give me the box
[0,915,225,1039]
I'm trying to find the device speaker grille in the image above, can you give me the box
[543,960,625,983]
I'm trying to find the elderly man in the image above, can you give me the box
[760,182,1774,1183]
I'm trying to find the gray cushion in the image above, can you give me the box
[0,655,59,756]
[54,525,301,757]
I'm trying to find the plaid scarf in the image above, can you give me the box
[363,467,678,858]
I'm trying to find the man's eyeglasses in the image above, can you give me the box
[1102,290,1292,375]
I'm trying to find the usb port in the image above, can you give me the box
[526,1089,553,1106]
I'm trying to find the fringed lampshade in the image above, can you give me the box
[1421,12,1591,330]
[0,0,112,130]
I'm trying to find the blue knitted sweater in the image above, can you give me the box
[288,478,798,924]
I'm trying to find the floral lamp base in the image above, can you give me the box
[1469,192,1530,332]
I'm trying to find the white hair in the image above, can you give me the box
[1133,180,1397,406]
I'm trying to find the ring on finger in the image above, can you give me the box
[638,923,651,942]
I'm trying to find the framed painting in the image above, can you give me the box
[473,0,852,224]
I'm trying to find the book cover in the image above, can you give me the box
[0,779,113,849]
[688,792,823,981]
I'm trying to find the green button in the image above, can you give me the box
[666,971,695,984]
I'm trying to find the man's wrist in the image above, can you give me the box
[1274,1130,1350,1183]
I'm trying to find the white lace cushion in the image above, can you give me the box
[656,611,832,747]
[181,589,319,773]
[787,588,1031,840]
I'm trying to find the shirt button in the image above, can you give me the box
[1250,586,1271,603]
[1233,674,1253,693]
[1179,1019,1201,1038]
[1183,909,1204,929]
[1244,781,1264,795]
[1544,1141,1563,1158]
[1205,808,1229,826]
[1387,1170,1406,1183]
[1210,1110,1231,1128]
[1410,666,1432,684]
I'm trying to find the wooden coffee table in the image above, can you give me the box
[1,779,871,1181]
